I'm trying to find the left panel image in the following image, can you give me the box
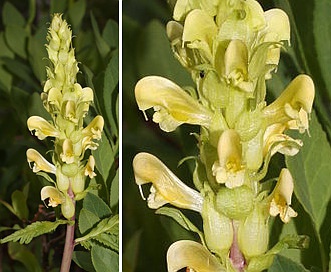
[0,1,119,271]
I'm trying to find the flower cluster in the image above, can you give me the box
[27,14,104,219]
[133,0,314,271]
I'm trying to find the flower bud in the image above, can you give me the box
[56,167,70,192]
[215,186,254,220]
[238,205,269,258]
[61,196,75,219]
[61,162,78,177]
[71,172,85,194]
[202,195,233,256]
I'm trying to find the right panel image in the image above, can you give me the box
[123,1,330,271]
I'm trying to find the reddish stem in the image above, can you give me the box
[229,221,246,272]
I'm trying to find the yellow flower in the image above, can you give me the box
[27,116,60,140]
[26,148,56,174]
[60,139,75,164]
[212,130,246,188]
[41,186,64,207]
[167,240,225,272]
[85,155,97,179]
[82,115,104,150]
[269,168,297,223]
[135,76,213,132]
[263,74,315,133]
[133,152,203,212]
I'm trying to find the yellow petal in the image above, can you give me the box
[269,168,297,223]
[263,9,290,44]
[135,76,212,132]
[27,116,60,140]
[263,74,315,130]
[26,148,56,174]
[60,139,75,164]
[41,186,64,207]
[133,152,203,212]
[167,240,225,272]
[83,115,104,140]
[212,130,245,188]
[85,155,97,178]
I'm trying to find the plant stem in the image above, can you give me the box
[60,187,76,272]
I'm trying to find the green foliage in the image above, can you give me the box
[0,220,69,244]
[0,0,118,270]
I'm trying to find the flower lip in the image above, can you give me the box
[133,152,203,212]
[41,186,64,207]
[26,148,56,174]
[135,76,212,132]
[27,116,60,140]
[167,240,226,272]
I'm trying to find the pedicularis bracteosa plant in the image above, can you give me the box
[0,13,119,272]
[133,1,315,271]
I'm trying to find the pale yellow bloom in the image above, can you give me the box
[60,139,75,164]
[212,130,245,188]
[27,116,60,140]
[269,168,297,223]
[41,186,64,207]
[133,152,203,212]
[167,240,225,272]
[263,75,315,133]
[82,115,104,150]
[135,76,212,132]
[26,148,56,174]
[85,155,97,179]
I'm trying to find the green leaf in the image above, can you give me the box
[102,19,119,49]
[1,220,69,244]
[72,251,95,272]
[2,2,25,27]
[268,255,309,272]
[83,192,112,219]
[8,242,42,272]
[286,112,331,231]
[5,25,28,59]
[90,12,110,59]
[156,207,204,243]
[103,50,119,135]
[93,233,119,252]
[92,133,114,183]
[79,208,100,235]
[11,190,29,220]
[68,0,86,31]
[314,0,331,104]
[75,215,119,245]
[50,0,67,13]
[110,169,119,209]
[91,244,119,272]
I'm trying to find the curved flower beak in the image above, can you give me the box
[27,116,60,140]
[263,75,315,133]
[263,9,290,44]
[41,186,64,207]
[212,130,245,188]
[182,9,217,61]
[269,168,297,223]
[26,148,56,174]
[167,240,225,272]
[135,76,213,132]
[82,115,104,150]
[133,152,203,212]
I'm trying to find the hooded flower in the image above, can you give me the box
[27,116,60,140]
[85,155,97,179]
[212,130,246,188]
[135,76,213,132]
[167,240,226,272]
[41,186,64,207]
[263,74,315,133]
[26,148,56,174]
[269,168,297,223]
[133,152,203,212]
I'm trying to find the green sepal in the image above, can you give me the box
[156,207,205,246]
